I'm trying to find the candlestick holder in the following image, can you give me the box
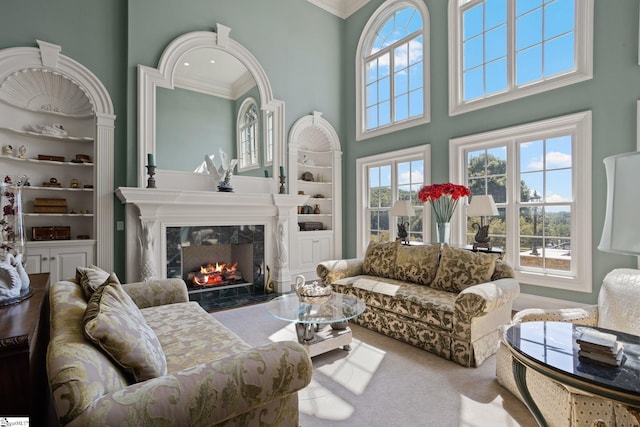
[146,165,157,189]
[279,175,286,194]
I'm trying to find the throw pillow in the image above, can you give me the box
[76,265,121,300]
[84,281,167,382]
[431,244,499,292]
[363,240,400,279]
[491,258,515,280]
[395,244,441,285]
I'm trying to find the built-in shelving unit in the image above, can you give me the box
[0,40,116,279]
[0,101,96,242]
[288,112,342,279]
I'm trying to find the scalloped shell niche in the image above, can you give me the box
[0,68,94,116]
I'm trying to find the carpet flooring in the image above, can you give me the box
[212,303,538,427]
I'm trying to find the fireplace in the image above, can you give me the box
[166,225,265,293]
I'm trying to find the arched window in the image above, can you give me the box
[356,0,430,141]
[237,97,259,170]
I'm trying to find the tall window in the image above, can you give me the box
[356,0,430,141]
[237,98,259,170]
[448,0,593,115]
[356,146,430,255]
[450,111,592,292]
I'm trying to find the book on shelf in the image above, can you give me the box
[576,328,618,350]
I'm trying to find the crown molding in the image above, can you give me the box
[307,0,369,19]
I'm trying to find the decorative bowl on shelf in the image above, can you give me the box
[293,275,332,305]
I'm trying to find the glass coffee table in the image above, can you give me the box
[266,292,366,357]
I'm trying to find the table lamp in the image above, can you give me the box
[467,194,498,249]
[598,151,640,256]
[390,200,415,245]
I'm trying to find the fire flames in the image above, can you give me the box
[190,261,238,286]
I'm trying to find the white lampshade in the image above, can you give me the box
[598,151,640,255]
[390,200,415,217]
[467,194,499,217]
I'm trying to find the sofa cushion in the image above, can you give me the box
[76,264,120,299]
[395,244,441,285]
[431,245,499,292]
[332,275,456,332]
[363,240,400,279]
[141,301,251,372]
[84,282,168,382]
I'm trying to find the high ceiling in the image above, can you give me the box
[307,0,370,19]
[174,0,370,97]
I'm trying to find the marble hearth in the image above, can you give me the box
[115,187,307,293]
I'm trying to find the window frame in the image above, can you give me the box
[356,0,431,141]
[356,145,431,256]
[236,97,260,172]
[263,110,273,166]
[448,0,594,116]
[449,111,592,292]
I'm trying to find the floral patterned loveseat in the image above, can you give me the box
[47,272,312,426]
[317,242,519,367]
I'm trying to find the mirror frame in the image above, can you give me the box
[137,23,284,189]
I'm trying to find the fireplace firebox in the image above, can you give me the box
[166,225,265,294]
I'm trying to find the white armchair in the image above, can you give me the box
[496,268,640,427]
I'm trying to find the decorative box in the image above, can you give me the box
[32,226,71,241]
[298,222,323,231]
[37,154,65,162]
[33,198,67,213]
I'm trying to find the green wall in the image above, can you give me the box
[343,0,640,304]
[0,0,128,275]
[2,0,639,304]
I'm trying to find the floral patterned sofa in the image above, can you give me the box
[47,270,312,426]
[317,241,519,367]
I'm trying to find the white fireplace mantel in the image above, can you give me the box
[115,187,308,293]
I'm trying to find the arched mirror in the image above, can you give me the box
[138,24,284,191]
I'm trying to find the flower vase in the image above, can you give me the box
[0,176,31,303]
[436,222,451,245]
[1,177,28,262]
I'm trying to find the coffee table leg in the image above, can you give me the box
[512,358,548,427]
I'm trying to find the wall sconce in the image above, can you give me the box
[390,200,415,245]
[467,194,498,249]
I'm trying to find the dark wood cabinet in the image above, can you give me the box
[0,273,50,424]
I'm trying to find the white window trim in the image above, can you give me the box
[356,0,431,141]
[356,144,431,257]
[449,111,592,292]
[236,97,260,172]
[263,110,273,166]
[448,0,594,116]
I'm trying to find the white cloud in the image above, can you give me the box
[546,151,571,168]
[546,193,570,203]
[527,151,571,170]
[398,169,424,184]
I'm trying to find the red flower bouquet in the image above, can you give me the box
[418,183,470,223]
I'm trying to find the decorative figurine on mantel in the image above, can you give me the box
[204,149,238,193]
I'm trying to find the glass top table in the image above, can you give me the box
[266,292,366,357]
[266,292,366,325]
[504,321,640,426]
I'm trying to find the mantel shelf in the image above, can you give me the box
[115,187,309,210]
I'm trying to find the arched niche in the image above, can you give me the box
[0,40,115,271]
[138,23,285,192]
